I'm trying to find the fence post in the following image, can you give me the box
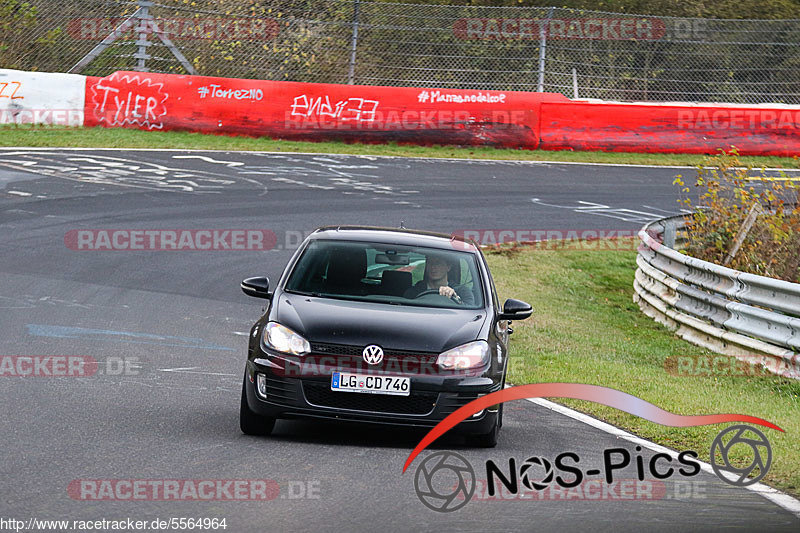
[347,0,361,84]
[572,68,578,98]
[134,0,153,72]
[68,1,147,73]
[537,7,554,92]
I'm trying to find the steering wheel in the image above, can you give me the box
[413,288,462,304]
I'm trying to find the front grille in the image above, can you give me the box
[303,382,438,415]
[310,342,439,363]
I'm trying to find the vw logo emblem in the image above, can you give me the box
[362,344,384,365]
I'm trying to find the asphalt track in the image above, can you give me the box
[0,148,797,532]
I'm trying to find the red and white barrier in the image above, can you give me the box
[4,68,800,156]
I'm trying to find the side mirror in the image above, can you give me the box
[241,277,272,299]
[498,298,532,321]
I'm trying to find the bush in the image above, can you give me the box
[675,150,800,282]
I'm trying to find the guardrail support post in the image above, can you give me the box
[537,7,554,92]
[347,0,361,85]
[134,1,152,72]
[663,220,677,249]
[68,0,196,75]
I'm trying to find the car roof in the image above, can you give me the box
[309,226,479,252]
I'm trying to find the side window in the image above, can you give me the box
[459,258,473,287]
[481,254,499,309]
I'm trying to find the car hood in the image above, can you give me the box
[272,292,487,353]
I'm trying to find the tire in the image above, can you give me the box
[466,404,502,448]
[239,373,276,436]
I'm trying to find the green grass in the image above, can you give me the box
[484,242,800,497]
[1,125,799,168]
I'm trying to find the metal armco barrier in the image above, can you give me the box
[635,215,800,379]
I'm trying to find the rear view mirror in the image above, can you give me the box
[241,277,272,299]
[375,253,410,265]
[498,298,532,321]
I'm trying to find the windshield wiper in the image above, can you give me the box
[287,290,325,298]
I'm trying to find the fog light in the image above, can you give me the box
[256,373,268,399]
[472,393,486,417]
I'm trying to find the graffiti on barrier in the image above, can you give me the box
[91,72,168,130]
[0,81,23,100]
[290,95,379,123]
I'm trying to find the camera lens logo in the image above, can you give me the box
[414,451,475,512]
[519,456,554,490]
[710,425,772,487]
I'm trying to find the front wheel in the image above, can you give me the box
[240,372,276,436]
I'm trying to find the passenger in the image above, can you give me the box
[403,253,474,305]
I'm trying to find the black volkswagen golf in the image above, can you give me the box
[239,226,531,446]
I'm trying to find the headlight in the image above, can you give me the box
[261,322,311,356]
[437,340,490,370]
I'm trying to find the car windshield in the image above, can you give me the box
[284,239,485,309]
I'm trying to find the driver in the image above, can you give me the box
[403,253,474,305]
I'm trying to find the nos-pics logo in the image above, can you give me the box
[413,425,772,512]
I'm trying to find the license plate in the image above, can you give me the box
[331,372,410,396]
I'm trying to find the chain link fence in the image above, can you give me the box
[2,0,800,104]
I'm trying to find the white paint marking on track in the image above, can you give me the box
[158,367,236,377]
[3,147,799,172]
[523,395,800,519]
[0,159,37,166]
[172,155,245,167]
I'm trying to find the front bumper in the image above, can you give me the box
[244,358,501,435]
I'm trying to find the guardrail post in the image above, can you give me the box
[134,1,153,72]
[347,0,361,85]
[663,219,677,249]
[536,7,554,92]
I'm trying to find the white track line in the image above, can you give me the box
[525,396,800,518]
[1,147,798,172]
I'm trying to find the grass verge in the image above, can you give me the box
[484,240,800,498]
[1,125,799,168]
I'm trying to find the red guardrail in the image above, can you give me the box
[80,70,800,156]
[83,71,570,149]
[539,101,800,156]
